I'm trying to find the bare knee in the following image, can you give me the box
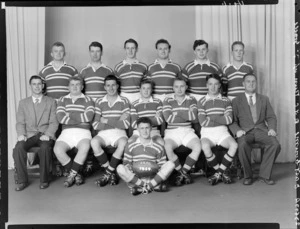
[116,138,127,149]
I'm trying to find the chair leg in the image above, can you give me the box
[14,165,18,184]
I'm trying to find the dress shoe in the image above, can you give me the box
[258,177,275,185]
[243,177,253,185]
[39,182,49,189]
[15,182,28,191]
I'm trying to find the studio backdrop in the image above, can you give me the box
[6,2,295,168]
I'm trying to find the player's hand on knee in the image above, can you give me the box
[236,130,246,138]
[268,129,277,136]
[40,135,50,141]
[17,135,27,142]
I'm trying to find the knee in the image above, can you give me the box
[128,135,138,144]
[53,144,60,155]
[117,138,127,149]
[237,138,248,149]
[90,138,99,149]
[165,161,175,170]
[14,141,26,152]
[39,142,53,152]
[230,141,238,152]
[164,141,173,151]
[201,142,211,153]
[153,136,165,146]
[192,141,202,152]
[116,164,125,175]
[271,138,281,150]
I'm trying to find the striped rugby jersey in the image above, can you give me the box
[222,62,254,98]
[114,59,147,94]
[147,59,182,95]
[80,63,113,100]
[182,59,223,96]
[39,62,78,99]
[56,93,95,130]
[123,138,167,168]
[130,97,163,130]
[163,94,198,129]
[197,93,233,127]
[92,95,130,131]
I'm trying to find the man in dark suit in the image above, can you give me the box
[13,75,59,191]
[230,73,281,185]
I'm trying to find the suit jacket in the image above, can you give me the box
[229,93,277,136]
[16,95,59,139]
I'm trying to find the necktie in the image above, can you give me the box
[249,96,254,106]
[34,98,39,104]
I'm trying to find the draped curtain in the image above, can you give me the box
[6,7,45,168]
[195,0,295,162]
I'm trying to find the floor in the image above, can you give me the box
[6,163,296,229]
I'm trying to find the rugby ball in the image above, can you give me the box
[132,161,159,178]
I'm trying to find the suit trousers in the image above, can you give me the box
[237,128,281,179]
[13,134,54,183]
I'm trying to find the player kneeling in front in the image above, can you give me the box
[117,117,175,195]
[198,74,238,185]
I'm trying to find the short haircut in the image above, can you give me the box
[104,74,119,85]
[69,76,83,85]
[140,79,154,90]
[206,74,222,84]
[51,41,65,50]
[243,73,257,81]
[89,41,103,52]
[155,39,171,49]
[174,76,189,86]
[231,41,245,51]
[193,39,208,50]
[29,75,43,84]
[136,117,152,127]
[124,38,138,49]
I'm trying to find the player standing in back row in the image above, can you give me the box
[80,41,113,101]
[222,41,254,100]
[182,39,223,101]
[147,39,182,102]
[39,42,78,100]
[114,38,147,103]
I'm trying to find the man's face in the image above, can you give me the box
[69,80,83,96]
[232,44,244,62]
[30,78,44,95]
[243,75,257,94]
[89,46,102,62]
[140,83,152,99]
[194,44,208,60]
[173,80,187,97]
[157,43,170,60]
[207,77,221,96]
[51,45,65,61]
[125,42,137,59]
[137,122,151,139]
[104,80,118,96]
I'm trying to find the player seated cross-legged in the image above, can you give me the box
[54,76,95,187]
[117,117,175,195]
[163,77,202,186]
[129,79,164,146]
[198,73,238,185]
[91,75,130,187]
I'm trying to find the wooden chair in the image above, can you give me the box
[14,146,54,183]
